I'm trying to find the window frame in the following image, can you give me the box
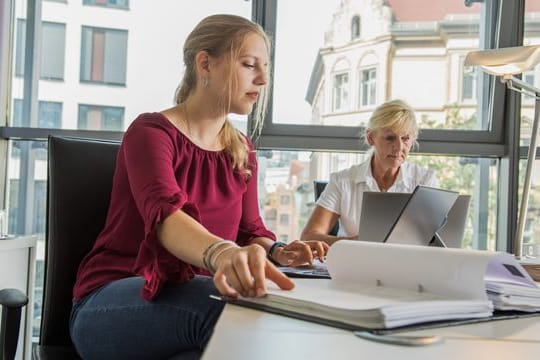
[82,0,130,10]
[254,0,507,153]
[78,103,125,131]
[461,63,478,103]
[351,15,360,40]
[251,0,524,254]
[331,71,350,113]
[15,19,66,81]
[80,25,128,86]
[359,66,377,109]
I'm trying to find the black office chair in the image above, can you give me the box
[313,181,339,236]
[0,288,28,360]
[34,136,120,359]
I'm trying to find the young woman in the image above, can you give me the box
[70,14,327,359]
[301,99,438,245]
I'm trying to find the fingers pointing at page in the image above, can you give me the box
[213,244,294,298]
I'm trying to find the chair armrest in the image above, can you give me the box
[0,288,28,308]
[0,288,29,360]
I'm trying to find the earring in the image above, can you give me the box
[202,77,209,88]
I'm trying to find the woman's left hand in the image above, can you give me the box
[272,240,329,267]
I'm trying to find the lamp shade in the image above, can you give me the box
[464,45,540,76]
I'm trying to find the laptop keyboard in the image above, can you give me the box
[278,260,330,279]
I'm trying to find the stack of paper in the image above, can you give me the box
[486,282,540,311]
[227,241,540,330]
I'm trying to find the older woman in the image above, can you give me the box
[301,99,438,245]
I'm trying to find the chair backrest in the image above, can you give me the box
[313,181,339,236]
[40,136,120,348]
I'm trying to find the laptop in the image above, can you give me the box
[280,186,468,279]
[358,189,470,248]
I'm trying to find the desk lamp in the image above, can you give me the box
[465,45,540,259]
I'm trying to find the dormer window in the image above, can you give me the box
[351,15,360,40]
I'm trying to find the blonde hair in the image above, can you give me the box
[364,99,419,148]
[174,14,271,176]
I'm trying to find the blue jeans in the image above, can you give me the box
[70,276,225,360]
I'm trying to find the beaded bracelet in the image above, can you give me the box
[202,240,238,274]
[202,240,230,273]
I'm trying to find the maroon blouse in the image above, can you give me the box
[73,112,276,301]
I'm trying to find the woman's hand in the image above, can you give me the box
[212,244,294,298]
[272,240,329,267]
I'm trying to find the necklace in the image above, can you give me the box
[180,102,193,138]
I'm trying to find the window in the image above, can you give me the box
[13,100,62,128]
[269,0,488,131]
[280,195,291,205]
[80,26,128,85]
[360,67,376,107]
[461,65,477,102]
[38,102,62,128]
[257,150,498,250]
[83,0,130,9]
[15,19,25,77]
[351,15,360,40]
[78,104,125,131]
[332,72,349,112]
[522,70,536,104]
[15,20,66,80]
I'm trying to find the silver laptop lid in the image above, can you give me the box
[358,192,409,243]
[436,195,471,248]
[358,189,469,247]
[384,186,459,246]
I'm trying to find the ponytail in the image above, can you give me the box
[219,119,251,177]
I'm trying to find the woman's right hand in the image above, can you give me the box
[212,244,295,298]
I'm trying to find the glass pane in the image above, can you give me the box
[13,19,66,80]
[272,0,485,130]
[80,27,127,85]
[520,1,540,261]
[257,150,498,251]
[41,22,65,80]
[83,0,130,9]
[521,1,540,145]
[15,19,25,77]
[10,0,251,130]
[78,104,124,130]
[38,101,62,128]
[6,140,47,340]
[519,159,540,261]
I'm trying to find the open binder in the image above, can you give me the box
[216,241,540,333]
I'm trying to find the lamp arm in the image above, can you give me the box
[502,75,540,99]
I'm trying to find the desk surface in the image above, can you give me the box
[203,297,540,360]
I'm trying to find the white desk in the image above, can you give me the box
[0,236,37,360]
[203,298,540,360]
